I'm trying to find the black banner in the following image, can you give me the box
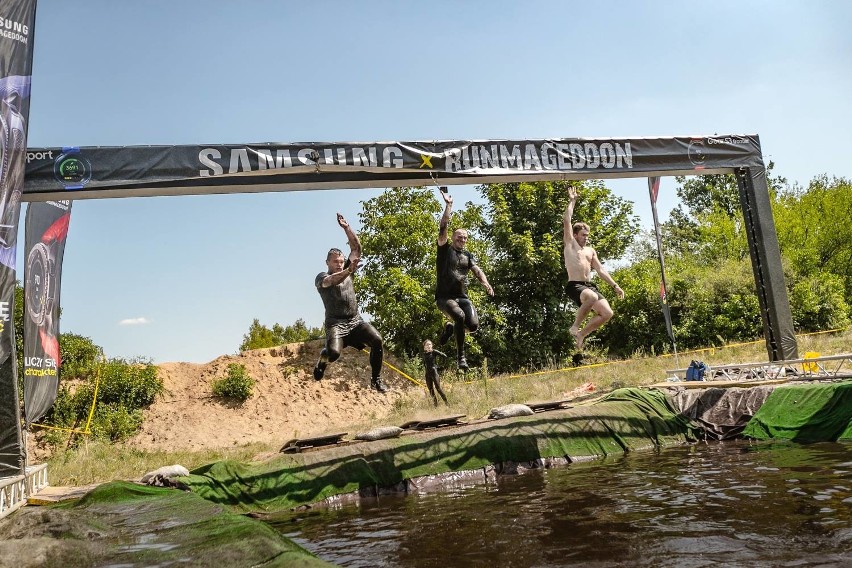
[23,200,71,427]
[648,176,677,358]
[0,0,36,476]
[21,135,765,200]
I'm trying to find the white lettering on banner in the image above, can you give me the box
[584,143,600,168]
[24,357,55,369]
[196,141,634,176]
[382,147,403,168]
[199,148,223,176]
[352,147,378,167]
[524,144,542,170]
[229,148,251,174]
[445,148,461,171]
[500,145,522,169]
[479,145,498,169]
[255,149,293,170]
[297,148,316,165]
[26,150,54,163]
[0,301,9,322]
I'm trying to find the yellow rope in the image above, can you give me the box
[30,422,90,435]
[82,358,104,434]
[499,328,847,381]
[361,349,424,388]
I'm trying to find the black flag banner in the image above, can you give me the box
[22,135,765,200]
[0,0,36,476]
[23,200,71,427]
[648,176,678,358]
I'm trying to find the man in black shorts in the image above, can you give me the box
[313,213,388,393]
[435,187,494,369]
[563,186,624,350]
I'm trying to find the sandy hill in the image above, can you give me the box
[129,340,416,452]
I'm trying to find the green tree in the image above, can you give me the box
[239,318,322,351]
[357,186,493,359]
[774,176,852,306]
[480,181,638,368]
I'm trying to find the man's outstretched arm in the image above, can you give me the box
[438,188,452,246]
[471,265,495,296]
[591,253,624,299]
[563,186,577,247]
[338,213,361,264]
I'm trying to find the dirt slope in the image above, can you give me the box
[129,340,415,452]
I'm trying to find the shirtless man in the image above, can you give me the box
[563,186,624,350]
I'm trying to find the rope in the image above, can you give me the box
[361,349,424,388]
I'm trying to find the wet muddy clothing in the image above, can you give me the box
[422,349,449,406]
[567,280,604,306]
[435,242,476,300]
[316,259,361,330]
[315,261,383,379]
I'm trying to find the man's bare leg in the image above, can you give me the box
[570,291,599,349]
[577,299,614,349]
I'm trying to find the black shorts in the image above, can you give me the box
[567,281,603,306]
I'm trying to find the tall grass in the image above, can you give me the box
[45,329,850,487]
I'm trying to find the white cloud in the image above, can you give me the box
[119,317,151,326]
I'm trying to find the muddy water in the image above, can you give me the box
[269,440,852,567]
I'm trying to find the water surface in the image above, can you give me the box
[270,440,852,567]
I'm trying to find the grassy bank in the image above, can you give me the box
[45,329,849,487]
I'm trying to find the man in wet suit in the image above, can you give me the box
[563,186,624,351]
[422,339,449,407]
[314,213,388,393]
[435,187,494,370]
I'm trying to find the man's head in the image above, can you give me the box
[326,248,345,273]
[451,228,469,250]
[572,222,590,247]
[423,339,433,352]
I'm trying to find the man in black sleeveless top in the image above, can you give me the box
[313,213,387,393]
[435,188,494,369]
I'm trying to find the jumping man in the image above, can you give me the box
[435,187,494,369]
[563,186,624,350]
[314,213,388,393]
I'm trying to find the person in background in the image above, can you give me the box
[422,339,449,407]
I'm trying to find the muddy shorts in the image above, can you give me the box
[567,281,603,306]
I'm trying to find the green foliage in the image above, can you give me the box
[89,404,144,442]
[59,333,104,378]
[358,187,494,358]
[239,318,323,351]
[43,357,163,444]
[789,271,850,331]
[212,363,255,402]
[480,180,638,369]
[775,176,852,306]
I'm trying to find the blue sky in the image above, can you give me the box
[20,1,852,363]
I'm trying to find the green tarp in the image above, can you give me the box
[183,388,701,513]
[0,481,333,567]
[742,381,852,442]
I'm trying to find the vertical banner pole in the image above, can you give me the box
[648,177,679,368]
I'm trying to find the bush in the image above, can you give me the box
[89,403,144,442]
[59,333,104,379]
[212,363,255,402]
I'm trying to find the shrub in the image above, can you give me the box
[212,363,255,402]
[89,404,144,442]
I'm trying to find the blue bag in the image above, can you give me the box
[685,360,707,381]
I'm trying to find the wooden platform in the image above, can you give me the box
[525,399,572,412]
[280,432,348,453]
[400,414,467,431]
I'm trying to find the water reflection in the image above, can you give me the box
[269,440,852,567]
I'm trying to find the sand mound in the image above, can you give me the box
[129,340,414,452]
